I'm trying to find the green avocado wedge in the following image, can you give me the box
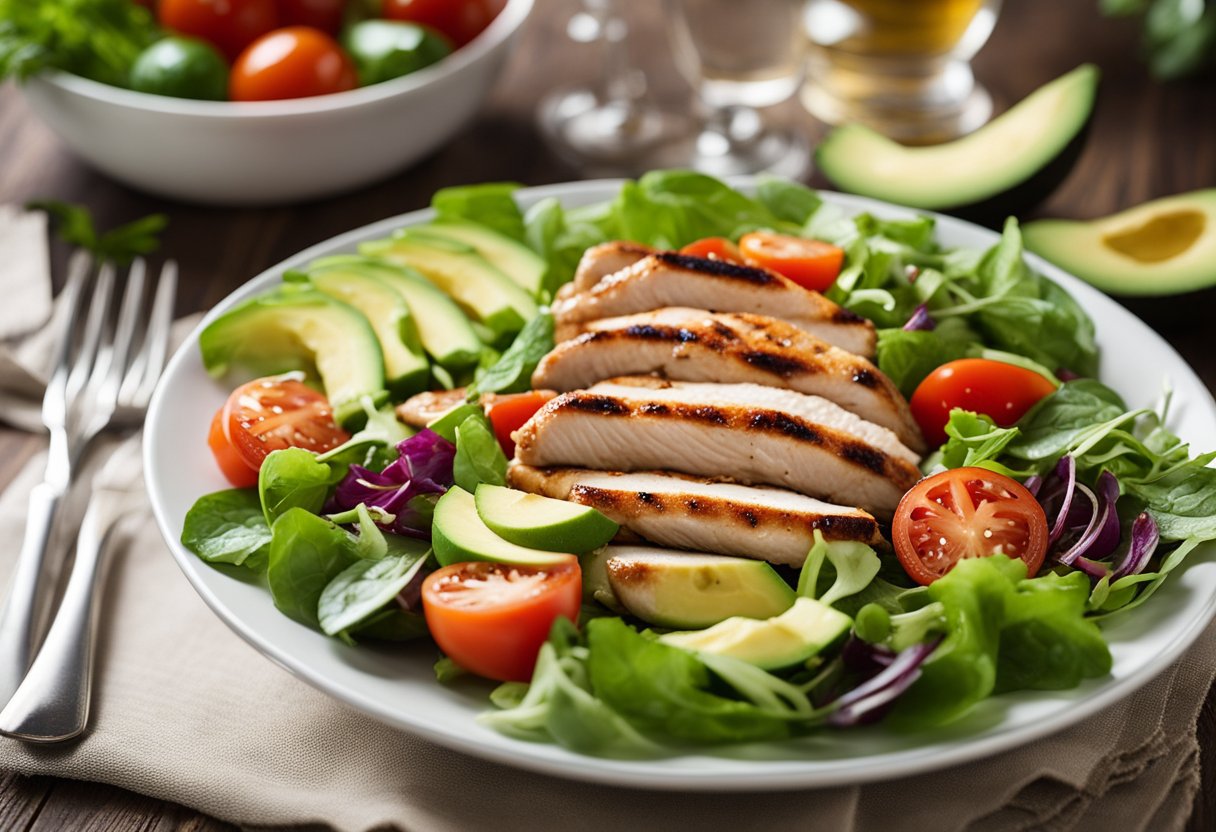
[198,290,386,428]
[817,64,1098,223]
[660,597,852,670]
[420,219,546,295]
[1023,189,1216,297]
[474,484,619,552]
[292,269,429,397]
[432,487,577,568]
[603,546,796,629]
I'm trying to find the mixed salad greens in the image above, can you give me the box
[181,171,1216,755]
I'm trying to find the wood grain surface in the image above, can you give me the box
[0,0,1213,829]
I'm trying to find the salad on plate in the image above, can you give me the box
[179,171,1216,756]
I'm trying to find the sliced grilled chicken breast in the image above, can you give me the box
[513,378,921,515]
[533,307,924,451]
[508,464,884,566]
[571,241,656,292]
[551,252,876,357]
[396,388,472,428]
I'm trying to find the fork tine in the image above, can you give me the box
[65,262,115,403]
[91,258,149,414]
[41,252,93,428]
[121,259,177,405]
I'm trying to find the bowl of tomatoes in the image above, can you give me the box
[17,0,531,204]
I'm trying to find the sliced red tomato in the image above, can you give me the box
[422,560,581,682]
[229,26,358,101]
[208,376,349,486]
[276,0,346,34]
[381,0,498,46]
[737,231,845,292]
[159,0,280,61]
[892,468,1048,585]
[679,237,744,264]
[485,390,556,457]
[910,358,1058,448]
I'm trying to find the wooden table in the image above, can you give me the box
[1,0,1214,828]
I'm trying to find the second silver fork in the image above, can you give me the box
[0,254,177,707]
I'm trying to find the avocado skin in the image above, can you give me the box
[944,123,1092,229]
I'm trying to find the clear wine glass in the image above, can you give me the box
[663,0,811,178]
[537,0,692,176]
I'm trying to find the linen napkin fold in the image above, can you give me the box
[0,452,1210,832]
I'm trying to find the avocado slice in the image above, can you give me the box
[359,231,538,340]
[817,64,1098,223]
[432,486,577,568]
[1023,190,1216,297]
[603,546,795,629]
[421,219,546,296]
[309,255,481,370]
[199,290,386,428]
[292,269,429,397]
[660,597,852,670]
[474,484,619,552]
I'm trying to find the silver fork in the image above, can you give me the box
[0,255,177,708]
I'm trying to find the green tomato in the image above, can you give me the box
[129,36,229,101]
[341,20,452,87]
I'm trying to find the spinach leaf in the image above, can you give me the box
[875,317,978,396]
[258,448,332,526]
[430,182,525,241]
[318,549,430,636]
[754,177,822,225]
[466,312,554,398]
[524,198,613,299]
[181,489,271,570]
[1125,465,1216,542]
[586,617,792,744]
[453,412,507,492]
[348,608,428,642]
[1003,380,1128,465]
[266,509,361,627]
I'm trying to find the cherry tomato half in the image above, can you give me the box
[910,358,1058,448]
[422,560,582,682]
[738,231,845,292]
[208,375,349,486]
[486,390,556,457]
[679,237,745,264]
[381,0,498,47]
[892,467,1048,585]
[160,0,280,61]
[276,0,346,34]
[230,26,358,101]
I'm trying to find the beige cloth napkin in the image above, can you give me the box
[0,214,1211,831]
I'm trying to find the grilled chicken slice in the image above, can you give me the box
[513,378,921,516]
[508,464,884,566]
[551,252,876,357]
[533,307,924,452]
[396,388,476,428]
[571,241,656,292]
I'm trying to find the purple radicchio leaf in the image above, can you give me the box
[902,303,936,332]
[827,637,942,727]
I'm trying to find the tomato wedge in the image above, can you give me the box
[910,358,1058,447]
[422,560,581,682]
[738,232,845,292]
[208,375,349,487]
[892,468,1048,585]
[485,390,556,457]
[679,237,745,264]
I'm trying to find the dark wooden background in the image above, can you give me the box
[1,0,1214,828]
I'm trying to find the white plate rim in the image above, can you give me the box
[144,178,1216,791]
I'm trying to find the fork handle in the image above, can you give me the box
[0,496,123,742]
[0,483,63,707]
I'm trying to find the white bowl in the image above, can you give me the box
[19,0,533,205]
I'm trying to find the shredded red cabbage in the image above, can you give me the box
[902,304,936,332]
[329,429,456,539]
[828,637,941,727]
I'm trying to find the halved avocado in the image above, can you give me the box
[309,255,482,370]
[659,597,852,670]
[603,546,795,629]
[199,290,386,428]
[293,269,429,397]
[817,64,1098,224]
[1023,190,1216,297]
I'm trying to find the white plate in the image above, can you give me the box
[145,180,1216,790]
